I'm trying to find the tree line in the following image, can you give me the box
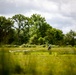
[0,14,76,46]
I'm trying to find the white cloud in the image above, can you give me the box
[41,1,59,12]
[0,0,76,34]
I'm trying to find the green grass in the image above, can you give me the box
[0,47,76,75]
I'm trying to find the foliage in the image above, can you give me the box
[0,16,14,44]
[0,14,76,46]
[12,14,30,44]
[64,30,76,46]
[38,37,45,45]
[29,34,38,44]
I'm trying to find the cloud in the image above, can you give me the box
[0,0,59,14]
[0,0,76,34]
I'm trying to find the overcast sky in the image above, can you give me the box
[0,0,76,34]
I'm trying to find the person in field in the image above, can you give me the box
[48,44,51,50]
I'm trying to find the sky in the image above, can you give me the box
[0,0,76,34]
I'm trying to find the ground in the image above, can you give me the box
[0,46,76,75]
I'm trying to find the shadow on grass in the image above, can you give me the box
[14,64,23,74]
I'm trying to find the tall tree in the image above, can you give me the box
[29,14,52,44]
[0,16,6,43]
[30,14,46,37]
[0,16,14,44]
[12,14,30,44]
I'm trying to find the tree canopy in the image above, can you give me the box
[0,14,76,46]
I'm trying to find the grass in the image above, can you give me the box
[0,46,76,75]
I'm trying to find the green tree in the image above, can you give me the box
[64,30,76,46]
[38,37,45,45]
[0,16,14,44]
[31,14,52,36]
[0,16,6,44]
[12,14,30,44]
[29,14,52,44]
[0,14,66,45]
[29,34,38,44]
[45,28,64,45]
[54,29,64,45]
[45,28,54,44]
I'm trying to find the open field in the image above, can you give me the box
[0,46,76,75]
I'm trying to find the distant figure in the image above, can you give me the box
[48,44,51,50]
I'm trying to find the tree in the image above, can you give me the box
[54,29,64,45]
[29,34,38,44]
[29,14,52,44]
[64,30,76,46]
[38,37,45,45]
[45,28,64,45]
[0,16,14,44]
[0,14,69,46]
[12,14,30,44]
[0,16,6,44]
[45,28,54,44]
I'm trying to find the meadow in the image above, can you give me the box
[0,45,76,75]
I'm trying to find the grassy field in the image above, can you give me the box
[0,46,76,75]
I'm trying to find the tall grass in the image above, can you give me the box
[0,48,11,75]
[0,47,76,75]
